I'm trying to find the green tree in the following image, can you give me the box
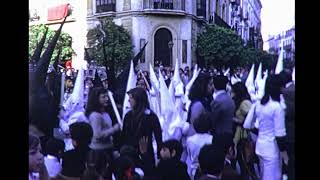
[86,17,133,75]
[241,46,278,72]
[197,25,244,71]
[29,24,75,63]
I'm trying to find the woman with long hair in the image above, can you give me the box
[231,82,257,179]
[186,73,214,136]
[232,81,252,145]
[85,87,120,152]
[255,75,286,180]
[182,73,214,163]
[121,87,162,167]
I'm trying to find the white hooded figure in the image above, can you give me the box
[148,64,161,118]
[245,64,257,102]
[167,60,189,141]
[158,68,175,141]
[275,46,284,74]
[122,60,137,120]
[60,67,88,150]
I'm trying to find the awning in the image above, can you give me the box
[47,4,69,21]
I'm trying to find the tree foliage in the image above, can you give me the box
[197,25,279,72]
[197,25,244,70]
[29,24,75,63]
[86,17,133,74]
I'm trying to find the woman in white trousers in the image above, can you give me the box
[254,75,286,180]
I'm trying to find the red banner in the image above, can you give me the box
[47,4,69,21]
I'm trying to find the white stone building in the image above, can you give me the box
[228,0,262,48]
[264,26,295,62]
[29,0,263,70]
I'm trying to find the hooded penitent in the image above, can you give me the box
[30,26,48,64]
[112,42,148,109]
[29,17,67,136]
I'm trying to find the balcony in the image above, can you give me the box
[96,2,115,13]
[214,13,230,29]
[284,44,292,51]
[143,0,186,16]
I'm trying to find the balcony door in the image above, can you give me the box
[154,28,172,67]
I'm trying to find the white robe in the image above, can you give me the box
[186,133,213,179]
[255,98,286,180]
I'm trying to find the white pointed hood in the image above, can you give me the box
[256,69,268,100]
[245,64,255,95]
[275,47,284,74]
[63,67,85,115]
[159,68,175,116]
[255,63,262,88]
[149,63,160,91]
[122,60,137,119]
[184,64,201,112]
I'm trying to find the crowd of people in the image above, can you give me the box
[29,63,294,180]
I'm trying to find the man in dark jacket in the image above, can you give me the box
[198,75,236,152]
[280,69,295,180]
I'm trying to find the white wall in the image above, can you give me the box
[131,0,142,10]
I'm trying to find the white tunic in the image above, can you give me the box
[255,98,286,180]
[44,155,61,178]
[186,133,213,179]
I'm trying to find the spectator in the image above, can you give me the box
[29,133,49,180]
[44,138,65,178]
[60,122,93,178]
[156,139,190,180]
[198,144,225,180]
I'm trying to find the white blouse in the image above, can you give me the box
[255,98,286,158]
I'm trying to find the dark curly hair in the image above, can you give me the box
[188,73,212,101]
[85,87,108,117]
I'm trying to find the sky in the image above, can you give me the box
[260,0,295,42]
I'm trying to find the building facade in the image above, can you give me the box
[264,26,295,62]
[29,0,88,70]
[29,0,263,70]
[228,0,262,48]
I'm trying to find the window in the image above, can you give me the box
[181,0,185,10]
[140,39,146,63]
[197,0,206,18]
[216,0,220,15]
[182,40,187,63]
[154,0,173,9]
[96,0,115,13]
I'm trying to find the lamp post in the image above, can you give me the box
[168,41,173,66]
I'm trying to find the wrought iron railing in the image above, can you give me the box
[143,0,185,11]
[96,1,115,13]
